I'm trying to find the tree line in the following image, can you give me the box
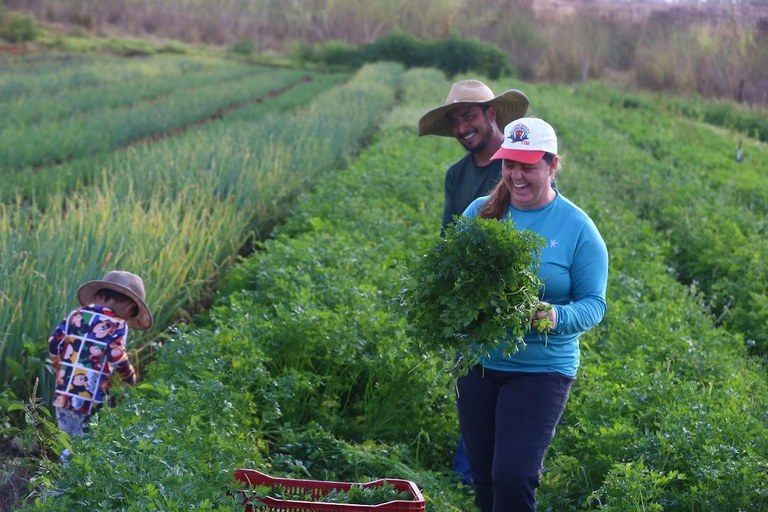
[5,0,768,107]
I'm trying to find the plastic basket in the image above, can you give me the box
[233,469,426,512]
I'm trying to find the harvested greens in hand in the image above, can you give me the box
[399,216,545,376]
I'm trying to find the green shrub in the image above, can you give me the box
[230,38,256,57]
[425,32,512,79]
[308,39,364,68]
[586,461,678,512]
[361,30,426,68]
[300,31,513,79]
[0,13,39,43]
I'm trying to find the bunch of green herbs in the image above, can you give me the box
[248,481,412,505]
[399,216,545,377]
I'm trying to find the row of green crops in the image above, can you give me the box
[19,67,479,512]
[574,81,768,144]
[0,53,218,101]
[0,57,316,171]
[18,65,768,510]
[1,62,406,408]
[558,81,768,359]
[1,72,347,207]
[2,60,258,128]
[510,80,768,510]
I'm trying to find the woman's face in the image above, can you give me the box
[501,156,557,210]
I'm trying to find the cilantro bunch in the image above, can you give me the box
[399,216,545,377]
[253,482,412,505]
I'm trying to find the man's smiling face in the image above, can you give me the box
[448,105,495,154]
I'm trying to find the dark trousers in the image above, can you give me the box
[453,434,473,484]
[456,365,574,512]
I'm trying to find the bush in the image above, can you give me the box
[301,31,514,79]
[360,30,426,69]
[304,39,364,68]
[230,38,256,57]
[0,13,39,43]
[427,32,512,79]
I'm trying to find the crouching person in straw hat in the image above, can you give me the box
[48,270,153,459]
[417,79,530,236]
[417,80,530,485]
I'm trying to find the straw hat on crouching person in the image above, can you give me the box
[77,270,153,330]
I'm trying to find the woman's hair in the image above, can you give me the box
[479,153,559,219]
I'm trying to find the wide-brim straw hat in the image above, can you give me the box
[417,79,530,137]
[77,270,153,330]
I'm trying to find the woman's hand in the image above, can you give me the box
[531,301,556,333]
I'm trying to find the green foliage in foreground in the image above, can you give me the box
[20,123,475,511]
[11,66,768,511]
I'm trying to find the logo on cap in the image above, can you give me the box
[508,123,531,146]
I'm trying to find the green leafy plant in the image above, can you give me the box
[0,379,69,509]
[399,216,545,376]
[0,13,39,43]
[323,483,412,504]
[4,379,69,465]
[250,481,412,505]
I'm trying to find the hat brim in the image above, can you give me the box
[77,280,153,330]
[491,148,546,164]
[417,89,530,137]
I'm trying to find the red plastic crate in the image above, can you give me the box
[233,469,426,512]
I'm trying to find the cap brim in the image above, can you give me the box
[417,89,530,137]
[491,148,545,164]
[77,281,153,330]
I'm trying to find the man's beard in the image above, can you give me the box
[465,137,488,154]
[461,118,493,153]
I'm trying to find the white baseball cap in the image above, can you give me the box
[491,117,558,164]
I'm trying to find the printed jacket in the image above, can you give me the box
[48,305,136,416]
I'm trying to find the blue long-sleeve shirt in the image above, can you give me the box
[463,192,608,376]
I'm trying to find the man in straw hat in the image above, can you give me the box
[48,270,152,456]
[418,79,530,484]
[417,79,530,235]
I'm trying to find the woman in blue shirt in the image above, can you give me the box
[459,117,609,512]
